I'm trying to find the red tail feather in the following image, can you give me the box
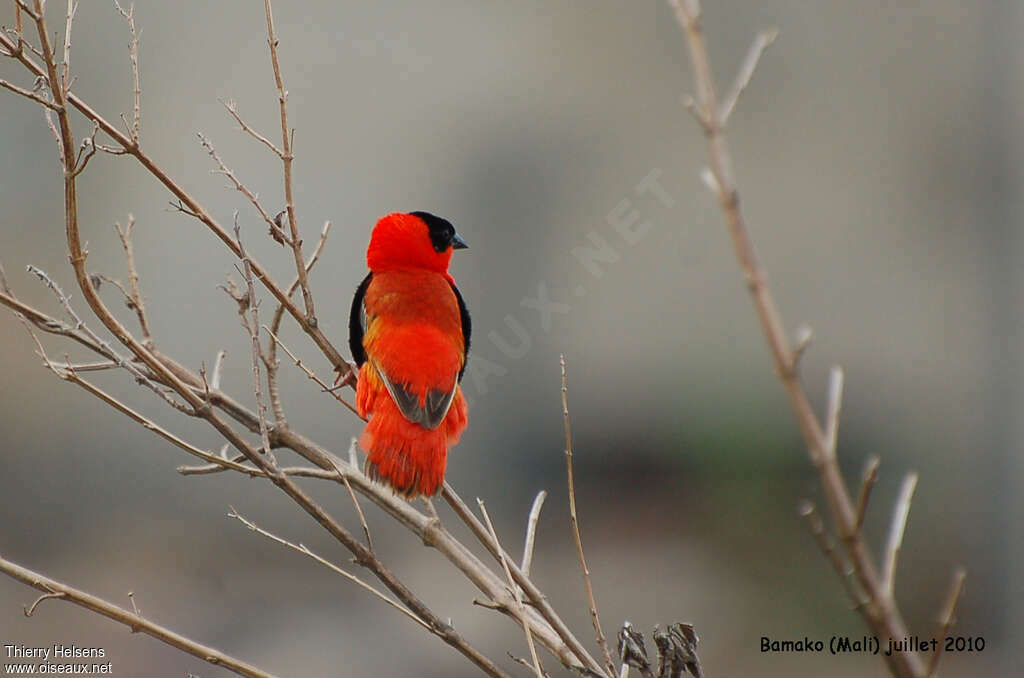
[357,364,467,497]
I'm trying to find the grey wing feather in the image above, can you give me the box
[373,359,457,430]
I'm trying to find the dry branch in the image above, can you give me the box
[262,0,315,325]
[561,355,615,676]
[0,553,279,678]
[668,2,956,677]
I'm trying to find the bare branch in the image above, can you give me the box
[561,355,616,677]
[799,501,871,612]
[0,77,61,109]
[23,265,186,410]
[443,483,607,676]
[926,568,966,677]
[210,348,226,390]
[719,28,778,125]
[855,456,880,531]
[264,324,360,418]
[24,591,66,617]
[112,215,152,344]
[263,0,315,325]
[263,217,333,422]
[337,438,374,552]
[521,489,547,576]
[198,132,290,244]
[882,473,918,599]
[229,507,421,628]
[792,323,813,368]
[222,98,283,157]
[61,0,77,96]
[62,368,259,476]
[1,552,279,678]
[478,499,544,678]
[0,25,350,377]
[668,3,929,675]
[113,0,140,143]
[824,366,844,459]
[234,220,273,458]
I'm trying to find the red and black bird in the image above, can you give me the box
[349,212,471,497]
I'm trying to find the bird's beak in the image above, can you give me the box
[452,233,469,250]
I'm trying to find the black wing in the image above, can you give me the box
[451,282,471,381]
[349,272,372,366]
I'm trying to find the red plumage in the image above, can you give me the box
[350,212,470,497]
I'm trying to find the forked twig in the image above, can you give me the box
[222,98,283,158]
[561,355,615,677]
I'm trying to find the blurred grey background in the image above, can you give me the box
[1,1,1020,676]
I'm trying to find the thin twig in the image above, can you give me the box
[263,0,315,324]
[792,323,813,367]
[799,501,871,612]
[61,0,76,96]
[0,77,61,109]
[211,349,226,390]
[1,553,278,678]
[229,507,419,627]
[198,133,290,244]
[336,438,374,552]
[13,1,26,55]
[222,98,283,158]
[510,653,552,678]
[234,221,273,458]
[521,490,547,576]
[113,215,152,345]
[265,219,335,422]
[113,0,140,144]
[24,591,65,617]
[926,569,966,677]
[719,28,778,125]
[855,456,880,531]
[263,324,360,417]
[478,499,544,678]
[824,366,843,459]
[24,265,187,411]
[32,352,259,477]
[561,355,616,677]
[882,473,918,599]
